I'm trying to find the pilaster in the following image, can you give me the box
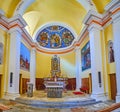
[5,28,22,100]
[30,48,36,91]
[75,47,82,91]
[84,10,106,101]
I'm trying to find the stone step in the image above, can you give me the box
[15,97,101,108]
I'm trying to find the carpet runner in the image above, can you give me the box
[73,91,84,95]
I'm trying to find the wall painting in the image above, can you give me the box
[20,43,30,71]
[81,41,91,71]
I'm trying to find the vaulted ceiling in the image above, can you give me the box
[0,0,111,38]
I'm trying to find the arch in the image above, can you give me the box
[14,0,35,16]
[33,22,78,51]
[77,0,97,12]
[33,22,78,41]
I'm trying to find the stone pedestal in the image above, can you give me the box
[27,82,33,97]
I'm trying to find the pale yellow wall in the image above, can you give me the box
[104,24,116,74]
[36,53,52,78]
[36,51,75,78]
[102,24,115,99]
[60,51,75,78]
[0,29,8,97]
[0,65,3,74]
[80,35,91,78]
[0,29,5,73]
[20,70,30,78]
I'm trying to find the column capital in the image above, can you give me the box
[83,10,103,32]
[74,46,80,52]
[31,47,36,53]
[88,23,103,33]
[8,27,22,34]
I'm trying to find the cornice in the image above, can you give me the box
[105,0,120,23]
[105,0,120,11]
[83,10,102,25]
[8,14,27,28]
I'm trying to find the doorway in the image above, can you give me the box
[19,74,22,94]
[89,73,92,94]
[0,75,1,97]
[109,73,117,100]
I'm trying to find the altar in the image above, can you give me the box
[44,81,64,98]
[44,55,68,98]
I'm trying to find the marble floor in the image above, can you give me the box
[0,91,120,112]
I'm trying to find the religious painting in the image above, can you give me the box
[20,43,30,71]
[37,32,49,47]
[81,41,91,71]
[0,43,3,65]
[108,41,115,63]
[62,31,74,46]
[50,34,61,48]
[36,25,75,49]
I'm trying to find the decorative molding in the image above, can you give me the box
[0,0,119,55]
[112,11,120,23]
[8,14,27,28]
[83,10,102,25]
[105,0,120,11]
[88,23,103,32]
[14,0,35,16]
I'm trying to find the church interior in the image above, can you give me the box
[0,0,120,111]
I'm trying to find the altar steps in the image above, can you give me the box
[15,97,101,108]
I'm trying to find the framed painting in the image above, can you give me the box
[20,43,30,71]
[81,41,91,71]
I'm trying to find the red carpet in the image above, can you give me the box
[73,91,83,95]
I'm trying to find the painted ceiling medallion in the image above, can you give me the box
[36,25,75,49]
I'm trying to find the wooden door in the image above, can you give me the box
[22,78,30,94]
[0,75,1,97]
[19,74,22,94]
[110,73,117,100]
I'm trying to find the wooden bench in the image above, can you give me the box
[96,103,120,112]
